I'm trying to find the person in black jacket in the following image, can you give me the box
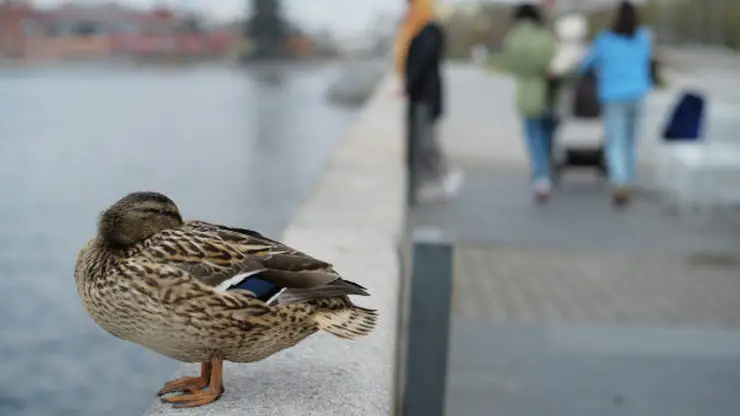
[396,0,463,204]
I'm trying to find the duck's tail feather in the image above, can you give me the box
[271,278,370,305]
[313,306,378,339]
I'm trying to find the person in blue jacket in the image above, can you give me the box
[579,1,653,207]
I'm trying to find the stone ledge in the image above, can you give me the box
[144,74,404,415]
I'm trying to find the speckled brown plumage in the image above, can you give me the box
[75,191,377,408]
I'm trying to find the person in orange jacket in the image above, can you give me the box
[395,0,463,204]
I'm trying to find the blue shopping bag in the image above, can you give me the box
[662,91,705,141]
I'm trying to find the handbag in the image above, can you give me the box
[571,71,601,119]
[662,91,705,141]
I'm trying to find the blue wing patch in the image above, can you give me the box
[229,277,282,302]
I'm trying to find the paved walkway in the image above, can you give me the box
[408,62,740,416]
[453,242,740,327]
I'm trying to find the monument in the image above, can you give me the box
[243,0,289,61]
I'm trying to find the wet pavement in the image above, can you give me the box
[0,63,358,416]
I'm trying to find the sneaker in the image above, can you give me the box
[415,169,465,204]
[533,178,551,204]
[442,168,465,198]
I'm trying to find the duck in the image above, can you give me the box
[75,191,377,408]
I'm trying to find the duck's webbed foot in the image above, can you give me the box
[160,357,224,409]
[157,362,211,396]
[162,386,224,408]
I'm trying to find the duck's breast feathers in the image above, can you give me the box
[136,221,350,292]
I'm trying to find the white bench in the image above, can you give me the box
[656,142,740,214]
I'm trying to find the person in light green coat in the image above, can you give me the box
[500,4,557,202]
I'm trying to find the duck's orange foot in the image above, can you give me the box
[160,356,225,409]
[156,362,211,396]
[161,387,223,408]
[157,376,209,396]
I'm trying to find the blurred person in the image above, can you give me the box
[546,14,604,178]
[579,0,653,207]
[549,14,588,78]
[547,13,589,113]
[501,3,557,203]
[395,0,463,204]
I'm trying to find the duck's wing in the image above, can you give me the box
[119,257,273,321]
[137,220,369,302]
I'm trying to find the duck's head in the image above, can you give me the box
[98,191,184,250]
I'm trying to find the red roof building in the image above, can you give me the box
[0,2,236,60]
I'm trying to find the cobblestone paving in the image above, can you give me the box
[452,245,740,328]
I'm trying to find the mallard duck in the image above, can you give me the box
[75,191,377,408]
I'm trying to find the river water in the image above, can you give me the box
[0,63,359,416]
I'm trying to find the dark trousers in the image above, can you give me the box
[406,103,448,203]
